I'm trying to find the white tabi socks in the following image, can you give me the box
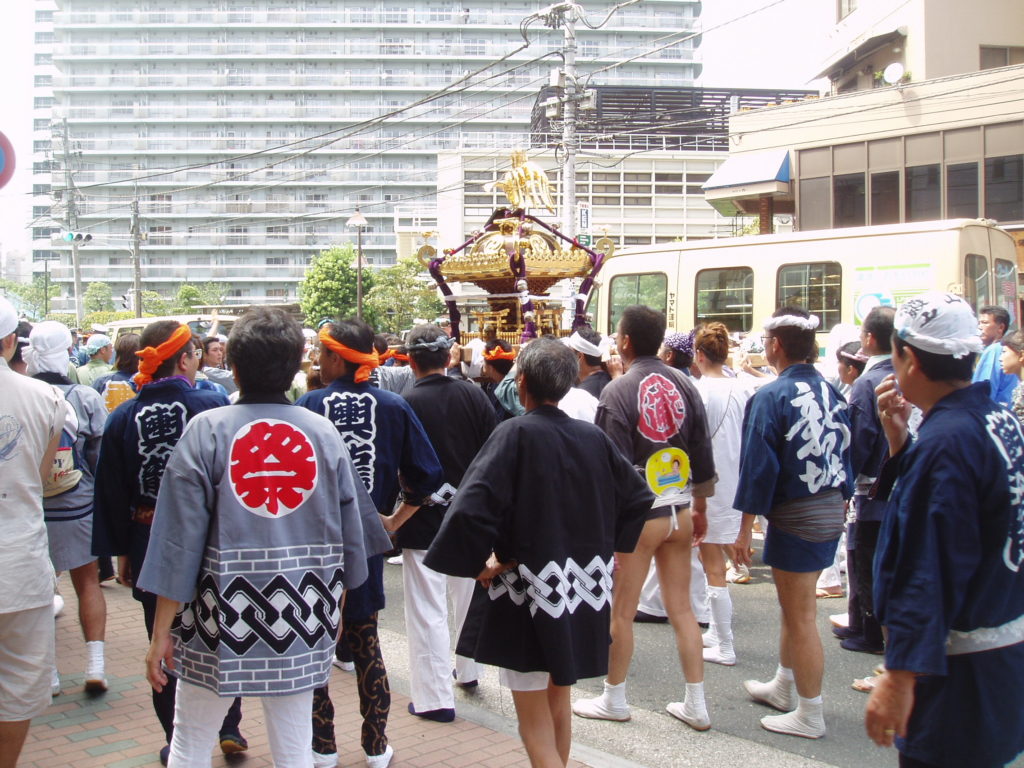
[85,640,107,693]
[572,680,631,721]
[743,664,796,712]
[760,694,826,739]
[666,681,711,731]
[702,585,735,665]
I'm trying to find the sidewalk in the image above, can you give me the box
[22,575,586,768]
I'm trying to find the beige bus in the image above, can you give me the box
[587,219,1018,340]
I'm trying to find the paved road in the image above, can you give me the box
[378,546,1024,768]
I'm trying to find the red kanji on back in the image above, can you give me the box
[637,373,686,442]
[229,419,318,517]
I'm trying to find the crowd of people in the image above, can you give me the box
[0,292,1022,768]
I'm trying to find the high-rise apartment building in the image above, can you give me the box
[32,0,702,311]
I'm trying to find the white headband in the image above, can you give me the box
[763,314,820,332]
[565,331,602,358]
[894,292,983,359]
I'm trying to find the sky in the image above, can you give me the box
[0,0,830,267]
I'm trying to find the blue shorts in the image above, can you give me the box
[763,525,840,573]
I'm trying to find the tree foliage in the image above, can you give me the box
[84,281,115,313]
[364,258,446,334]
[175,282,224,312]
[0,277,60,320]
[141,291,175,316]
[298,245,376,326]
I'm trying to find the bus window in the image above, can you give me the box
[995,258,1018,327]
[584,284,600,325]
[776,262,842,331]
[964,254,991,312]
[695,267,753,332]
[609,273,667,333]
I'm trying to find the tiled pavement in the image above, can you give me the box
[22,576,586,768]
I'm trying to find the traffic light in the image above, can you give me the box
[61,232,93,243]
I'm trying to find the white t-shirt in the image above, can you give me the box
[695,375,752,519]
[0,358,64,613]
[558,386,599,423]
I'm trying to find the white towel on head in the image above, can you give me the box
[26,321,74,376]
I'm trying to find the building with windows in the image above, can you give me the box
[818,0,1024,94]
[703,0,1024,250]
[32,0,703,311]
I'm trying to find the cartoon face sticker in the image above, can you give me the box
[644,447,690,496]
[637,373,686,442]
[229,419,318,518]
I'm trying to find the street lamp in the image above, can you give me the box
[346,208,368,319]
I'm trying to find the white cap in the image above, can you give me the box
[0,296,16,339]
[894,292,983,359]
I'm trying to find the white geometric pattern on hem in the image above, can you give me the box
[487,555,614,618]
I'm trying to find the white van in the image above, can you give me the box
[105,314,238,344]
[587,218,1018,339]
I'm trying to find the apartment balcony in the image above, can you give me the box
[53,41,694,64]
[46,263,313,282]
[53,72,549,92]
[53,9,697,32]
[60,103,532,125]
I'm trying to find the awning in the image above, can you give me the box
[702,149,791,217]
[815,29,906,81]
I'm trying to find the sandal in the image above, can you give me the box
[816,587,844,599]
[852,676,879,693]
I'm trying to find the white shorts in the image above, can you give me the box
[498,668,551,692]
[703,505,741,545]
[0,604,56,721]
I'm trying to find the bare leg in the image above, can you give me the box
[607,518,669,684]
[773,568,824,698]
[512,685,570,768]
[69,561,106,642]
[0,720,31,768]
[698,544,728,588]
[655,517,703,684]
[547,683,571,765]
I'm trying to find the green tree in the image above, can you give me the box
[141,291,175,316]
[84,281,115,313]
[174,282,224,313]
[298,245,376,326]
[364,258,445,334]
[1,276,60,320]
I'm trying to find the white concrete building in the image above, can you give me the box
[32,0,702,310]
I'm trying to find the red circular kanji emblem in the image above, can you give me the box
[229,419,318,518]
[637,373,686,442]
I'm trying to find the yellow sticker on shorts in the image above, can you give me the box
[644,448,690,495]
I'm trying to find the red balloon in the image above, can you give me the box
[0,130,15,190]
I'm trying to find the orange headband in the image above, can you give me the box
[319,328,380,383]
[134,324,192,387]
[379,349,409,363]
[484,347,517,362]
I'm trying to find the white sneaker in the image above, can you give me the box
[743,678,796,712]
[312,752,339,768]
[572,694,630,722]
[51,667,61,696]
[364,744,394,768]
[760,710,826,739]
[703,644,736,666]
[666,701,710,731]
[332,658,355,672]
[701,628,718,648]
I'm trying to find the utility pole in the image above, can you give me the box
[560,6,577,240]
[60,118,84,325]
[130,188,143,318]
